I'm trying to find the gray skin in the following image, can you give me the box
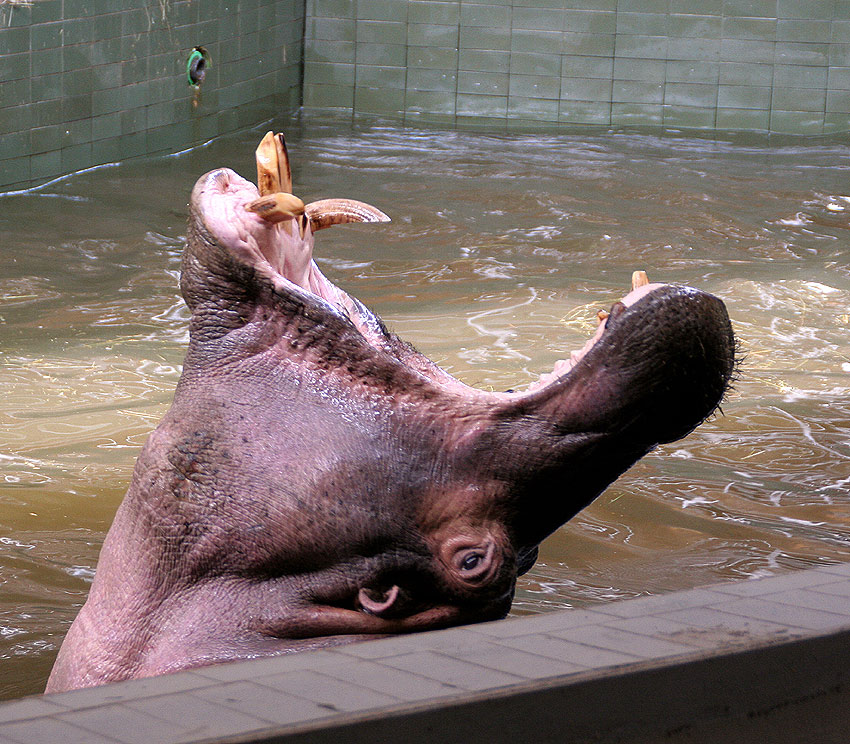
[47,166,736,692]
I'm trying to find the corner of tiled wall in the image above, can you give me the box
[0,0,305,192]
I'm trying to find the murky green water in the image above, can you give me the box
[1,115,849,699]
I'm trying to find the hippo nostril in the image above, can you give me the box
[358,585,400,616]
[210,169,231,192]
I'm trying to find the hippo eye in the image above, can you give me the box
[460,552,483,571]
[451,543,496,582]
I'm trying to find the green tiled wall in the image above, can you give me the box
[303,0,850,134]
[0,0,303,191]
[3,1,848,190]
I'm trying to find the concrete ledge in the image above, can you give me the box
[3,562,850,744]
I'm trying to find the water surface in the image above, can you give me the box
[1,115,848,698]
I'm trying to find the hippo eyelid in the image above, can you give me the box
[451,542,497,582]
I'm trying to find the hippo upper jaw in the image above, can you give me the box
[183,167,392,353]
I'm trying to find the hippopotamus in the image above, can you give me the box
[46,133,736,692]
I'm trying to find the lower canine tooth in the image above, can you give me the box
[631,270,649,290]
[245,193,306,223]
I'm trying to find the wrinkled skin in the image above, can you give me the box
[47,154,736,692]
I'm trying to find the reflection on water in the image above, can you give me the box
[1,116,848,699]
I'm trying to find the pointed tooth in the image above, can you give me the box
[274,132,292,194]
[256,132,280,196]
[256,131,293,196]
[245,192,306,223]
[631,270,649,291]
[305,198,391,232]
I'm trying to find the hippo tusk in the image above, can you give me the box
[596,271,649,326]
[254,132,389,237]
[245,192,306,224]
[631,270,649,290]
[305,198,391,232]
[256,131,292,196]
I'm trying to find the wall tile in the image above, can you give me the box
[613,80,665,103]
[564,9,617,34]
[458,70,509,95]
[407,46,458,69]
[303,82,355,109]
[669,14,722,39]
[562,32,616,56]
[510,52,562,77]
[672,0,723,11]
[775,42,829,66]
[722,17,776,41]
[663,105,717,128]
[827,89,850,112]
[357,20,407,46]
[459,25,511,51]
[666,60,720,83]
[614,57,666,81]
[511,29,563,54]
[357,64,406,89]
[611,101,663,125]
[774,64,828,88]
[509,74,561,99]
[718,84,772,108]
[461,4,511,28]
[720,61,775,84]
[408,24,458,48]
[723,0,777,17]
[615,34,669,59]
[356,0,407,22]
[559,99,612,124]
[777,0,833,20]
[560,77,613,101]
[716,106,771,130]
[354,86,405,113]
[459,49,510,73]
[562,55,614,79]
[664,82,718,107]
[770,109,825,133]
[356,43,408,67]
[456,93,508,117]
[407,68,457,92]
[408,2,460,26]
[772,86,826,111]
[508,95,560,121]
[406,89,457,115]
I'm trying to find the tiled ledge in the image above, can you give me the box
[3,563,850,744]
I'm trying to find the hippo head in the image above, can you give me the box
[47,133,736,692]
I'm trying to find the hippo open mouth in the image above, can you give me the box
[47,133,736,692]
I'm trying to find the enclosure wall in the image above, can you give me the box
[0,0,304,192]
[3,1,850,192]
[303,0,850,134]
